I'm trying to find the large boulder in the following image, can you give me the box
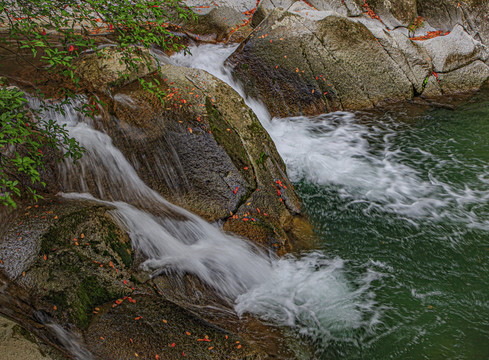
[226,1,489,117]
[74,47,157,93]
[419,24,488,73]
[227,7,413,117]
[184,6,252,42]
[460,0,489,46]
[95,64,313,254]
[184,0,258,15]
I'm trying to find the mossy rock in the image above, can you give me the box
[0,197,136,330]
[100,64,310,253]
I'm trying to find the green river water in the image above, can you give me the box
[288,94,489,359]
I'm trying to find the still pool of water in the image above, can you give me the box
[276,97,489,359]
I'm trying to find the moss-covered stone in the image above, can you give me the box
[0,198,135,331]
[73,276,121,329]
[205,96,251,178]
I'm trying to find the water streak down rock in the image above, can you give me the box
[97,63,312,253]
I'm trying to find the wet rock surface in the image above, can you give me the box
[86,293,264,360]
[99,64,312,253]
[0,315,64,360]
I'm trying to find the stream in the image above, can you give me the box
[166,44,489,359]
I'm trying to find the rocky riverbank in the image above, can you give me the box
[1,0,488,359]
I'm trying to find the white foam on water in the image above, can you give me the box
[235,253,383,345]
[167,44,489,229]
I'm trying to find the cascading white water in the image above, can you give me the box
[165,43,489,359]
[30,88,379,347]
[166,44,489,229]
[164,44,384,343]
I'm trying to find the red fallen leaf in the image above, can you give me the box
[43,254,47,261]
[68,45,74,52]
[233,186,238,195]
[171,343,176,347]
[42,29,46,35]
[156,355,160,359]
[185,331,191,335]
[182,352,185,356]
[243,167,248,170]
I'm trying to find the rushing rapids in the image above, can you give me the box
[26,78,380,356]
[167,44,489,358]
[2,43,487,359]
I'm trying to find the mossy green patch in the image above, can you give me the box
[73,276,118,329]
[206,97,251,175]
[40,208,93,254]
[101,219,133,268]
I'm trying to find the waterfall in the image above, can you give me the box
[25,46,382,351]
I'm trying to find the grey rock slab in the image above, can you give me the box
[184,0,257,14]
[438,60,489,93]
[422,74,443,98]
[418,24,489,73]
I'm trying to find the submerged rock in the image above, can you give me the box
[227,0,489,117]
